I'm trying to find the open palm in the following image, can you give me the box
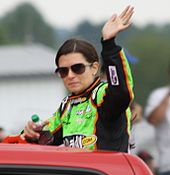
[102,5,134,40]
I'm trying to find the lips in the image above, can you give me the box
[67,82,79,87]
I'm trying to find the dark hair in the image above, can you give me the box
[0,127,4,132]
[137,150,153,163]
[55,38,99,66]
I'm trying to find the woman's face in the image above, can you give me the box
[58,53,99,95]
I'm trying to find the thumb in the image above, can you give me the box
[20,133,26,140]
[42,119,49,127]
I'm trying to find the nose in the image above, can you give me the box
[67,68,76,78]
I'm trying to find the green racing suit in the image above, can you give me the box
[47,37,134,152]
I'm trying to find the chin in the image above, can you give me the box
[68,87,81,95]
[72,89,82,95]
[67,84,86,95]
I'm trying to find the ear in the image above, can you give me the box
[91,62,99,75]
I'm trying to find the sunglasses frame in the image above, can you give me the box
[55,63,93,78]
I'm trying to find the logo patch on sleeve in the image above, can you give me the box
[109,66,119,86]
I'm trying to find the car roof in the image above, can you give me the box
[0,143,152,175]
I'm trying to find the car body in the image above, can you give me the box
[0,143,153,175]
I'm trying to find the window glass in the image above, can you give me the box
[0,165,106,175]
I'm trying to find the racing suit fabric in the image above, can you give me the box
[47,37,134,152]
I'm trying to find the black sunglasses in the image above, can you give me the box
[55,63,93,78]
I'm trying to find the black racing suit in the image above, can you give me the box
[47,37,134,152]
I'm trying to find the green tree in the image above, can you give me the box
[0,2,56,47]
[72,20,103,54]
[0,26,9,44]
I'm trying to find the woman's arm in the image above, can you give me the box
[99,6,134,117]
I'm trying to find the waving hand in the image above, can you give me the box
[102,5,134,40]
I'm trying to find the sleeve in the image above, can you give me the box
[99,37,134,117]
[144,88,167,118]
[46,108,63,145]
[46,96,69,145]
[47,110,62,134]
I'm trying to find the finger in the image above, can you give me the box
[109,14,117,22]
[119,5,131,18]
[126,11,134,23]
[24,121,40,138]
[24,126,38,138]
[20,133,26,140]
[121,8,134,26]
[28,120,37,130]
[42,119,49,128]
[122,6,134,21]
[123,21,133,29]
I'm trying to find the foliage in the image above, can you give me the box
[72,21,103,54]
[0,26,9,44]
[0,3,56,47]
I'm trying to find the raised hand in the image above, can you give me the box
[102,5,134,40]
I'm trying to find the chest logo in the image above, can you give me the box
[71,97,87,105]
[76,105,91,115]
[63,134,97,148]
[82,135,97,147]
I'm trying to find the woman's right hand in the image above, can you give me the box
[22,120,49,141]
[23,121,40,140]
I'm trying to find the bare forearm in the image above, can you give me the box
[148,94,170,126]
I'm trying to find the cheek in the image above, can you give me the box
[62,79,68,87]
[81,72,94,84]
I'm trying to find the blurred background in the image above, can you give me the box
[0,0,170,168]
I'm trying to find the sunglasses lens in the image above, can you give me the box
[71,64,86,74]
[55,63,91,78]
[58,68,69,78]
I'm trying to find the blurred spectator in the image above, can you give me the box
[145,68,170,175]
[137,150,158,175]
[129,102,143,152]
[130,101,143,124]
[0,127,6,142]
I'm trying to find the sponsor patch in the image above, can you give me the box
[63,134,97,148]
[86,105,91,112]
[109,66,119,86]
[76,105,91,115]
[71,97,87,105]
[82,135,97,147]
[76,110,84,115]
[76,118,86,124]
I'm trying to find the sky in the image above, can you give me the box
[0,0,170,29]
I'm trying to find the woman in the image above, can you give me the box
[23,6,134,152]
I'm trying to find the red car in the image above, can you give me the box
[0,143,153,175]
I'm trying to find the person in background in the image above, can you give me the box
[128,101,143,151]
[130,101,143,124]
[10,6,134,152]
[145,67,170,175]
[0,127,6,142]
[137,150,158,175]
